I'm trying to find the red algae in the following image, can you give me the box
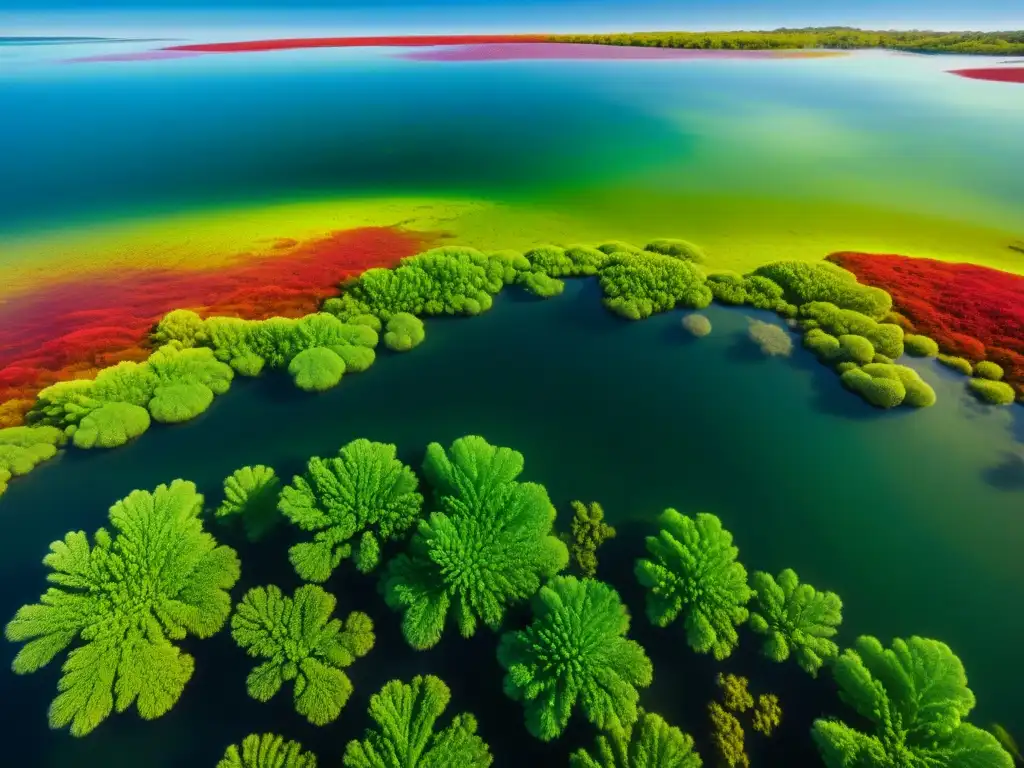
[948,67,1024,84]
[0,226,435,426]
[164,34,548,53]
[828,252,1024,398]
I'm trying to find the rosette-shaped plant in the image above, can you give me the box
[748,568,842,677]
[280,438,423,580]
[4,480,240,736]
[383,435,568,650]
[383,313,425,352]
[570,710,703,768]
[71,402,151,448]
[217,733,318,768]
[343,675,492,768]
[635,510,752,660]
[812,636,1013,768]
[230,584,374,726]
[214,465,283,541]
[288,347,346,392]
[498,576,653,740]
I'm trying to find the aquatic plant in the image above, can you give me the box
[70,401,151,448]
[148,381,215,422]
[569,710,703,768]
[747,319,793,357]
[524,244,609,277]
[635,510,752,660]
[566,500,617,578]
[383,435,568,650]
[751,694,782,737]
[0,426,64,494]
[716,673,753,713]
[974,360,1005,380]
[343,674,493,768]
[682,314,712,337]
[803,328,842,361]
[518,269,566,298]
[598,251,713,320]
[231,584,374,726]
[938,354,973,375]
[644,238,706,263]
[748,568,842,677]
[497,575,653,740]
[4,479,240,736]
[324,247,511,321]
[288,347,346,391]
[812,635,1013,768]
[214,464,283,541]
[708,701,748,768]
[751,261,892,319]
[904,333,940,357]
[800,302,904,358]
[990,724,1023,765]
[841,363,936,408]
[383,312,426,352]
[967,378,1017,405]
[279,438,423,580]
[836,334,875,365]
[217,733,318,768]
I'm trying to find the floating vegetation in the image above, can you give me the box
[566,499,617,577]
[682,313,712,337]
[746,318,793,357]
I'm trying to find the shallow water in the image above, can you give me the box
[2,280,1022,764]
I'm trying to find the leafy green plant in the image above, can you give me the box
[498,576,653,740]
[812,636,1013,768]
[566,500,617,577]
[230,584,374,726]
[598,251,712,320]
[635,510,752,660]
[748,568,842,676]
[0,425,65,492]
[280,438,423,580]
[383,312,426,351]
[841,362,936,408]
[214,464,283,541]
[570,710,703,768]
[288,347,346,392]
[4,479,240,736]
[383,435,568,649]
[217,733,318,768]
[343,675,493,767]
[751,261,892,319]
[70,401,151,448]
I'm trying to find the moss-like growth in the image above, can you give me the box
[812,636,1012,768]
[4,480,240,736]
[872,353,893,364]
[0,426,65,488]
[938,354,973,375]
[214,465,282,541]
[498,576,653,740]
[717,673,753,713]
[334,344,375,373]
[347,313,383,333]
[747,319,793,357]
[383,312,426,352]
[803,328,842,361]
[72,402,151,448]
[967,378,1016,405]
[383,436,568,650]
[748,568,842,676]
[682,314,712,337]
[751,261,892,319]
[525,244,610,277]
[835,361,859,374]
[752,694,782,737]
[149,381,215,422]
[709,701,748,768]
[599,252,712,320]
[518,270,565,298]
[841,363,936,408]
[569,710,703,768]
[343,675,492,768]
[973,360,1004,380]
[904,334,940,357]
[635,510,752,660]
[597,240,643,255]
[288,347,346,391]
[837,334,875,365]
[644,238,706,263]
[152,308,209,348]
[280,438,423,580]
[231,584,373,726]
[707,272,748,305]
[800,302,904,358]
[217,733,318,768]
[567,500,617,578]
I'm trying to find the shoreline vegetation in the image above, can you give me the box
[547,28,1024,56]
[4,435,1014,766]
[0,239,1020,500]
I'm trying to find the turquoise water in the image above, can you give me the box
[2,44,1024,235]
[1,280,1022,764]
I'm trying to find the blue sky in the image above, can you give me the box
[2,0,1021,35]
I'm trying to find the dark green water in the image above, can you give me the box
[2,279,1022,765]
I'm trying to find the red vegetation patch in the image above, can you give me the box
[165,34,548,53]
[948,67,1024,84]
[0,226,434,426]
[828,252,1024,398]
